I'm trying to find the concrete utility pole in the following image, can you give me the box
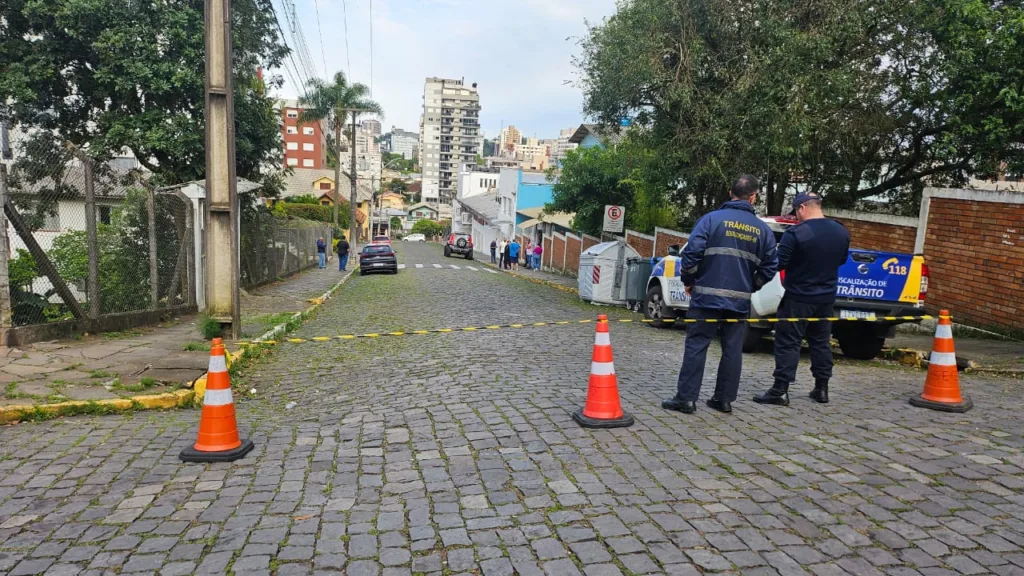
[204,0,241,339]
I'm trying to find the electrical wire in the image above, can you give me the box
[313,0,329,79]
[341,0,352,79]
[369,0,373,98]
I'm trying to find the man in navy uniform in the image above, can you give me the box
[662,175,778,414]
[754,192,850,405]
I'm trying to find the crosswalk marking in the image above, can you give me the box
[484,268,498,274]
[466,266,478,271]
[415,264,423,269]
[433,264,442,269]
[400,263,501,274]
[450,265,460,270]
[397,264,406,270]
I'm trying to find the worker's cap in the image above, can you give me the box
[788,192,822,215]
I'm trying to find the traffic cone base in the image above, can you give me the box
[574,314,634,429]
[180,338,254,463]
[572,408,635,429]
[180,438,254,463]
[909,310,972,413]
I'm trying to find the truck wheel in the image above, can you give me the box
[838,333,886,360]
[742,327,764,353]
[643,286,677,328]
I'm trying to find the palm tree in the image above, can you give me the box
[298,72,383,247]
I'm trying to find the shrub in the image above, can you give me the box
[280,202,350,226]
[198,315,222,340]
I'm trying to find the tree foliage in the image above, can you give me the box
[576,0,1024,218]
[0,0,289,192]
[284,195,321,205]
[279,202,352,226]
[411,219,444,238]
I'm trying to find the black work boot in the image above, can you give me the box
[809,379,830,404]
[753,381,790,406]
[662,397,697,414]
[706,398,732,413]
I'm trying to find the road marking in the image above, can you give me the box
[466,266,478,271]
[450,265,461,270]
[433,264,442,269]
[416,264,423,269]
[397,264,406,269]
[484,269,498,274]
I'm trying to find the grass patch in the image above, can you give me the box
[252,312,296,327]
[10,401,127,423]
[102,328,144,340]
[197,315,223,340]
[119,377,158,393]
[182,341,211,352]
[89,370,113,379]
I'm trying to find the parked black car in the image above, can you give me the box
[359,244,398,275]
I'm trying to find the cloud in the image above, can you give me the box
[276,0,617,138]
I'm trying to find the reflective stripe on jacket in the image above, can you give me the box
[678,200,779,314]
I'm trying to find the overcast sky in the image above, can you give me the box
[272,0,617,140]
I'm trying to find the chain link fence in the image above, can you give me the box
[1,136,194,328]
[240,206,333,290]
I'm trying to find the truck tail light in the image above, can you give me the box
[919,263,930,302]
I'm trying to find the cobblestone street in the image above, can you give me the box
[1,242,1022,576]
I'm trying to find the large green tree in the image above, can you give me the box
[0,0,289,191]
[576,0,1024,219]
[298,72,382,244]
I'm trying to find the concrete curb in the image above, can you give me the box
[483,262,579,295]
[1,268,359,424]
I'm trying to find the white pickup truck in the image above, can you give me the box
[642,216,931,359]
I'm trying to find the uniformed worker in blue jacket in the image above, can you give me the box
[662,175,778,415]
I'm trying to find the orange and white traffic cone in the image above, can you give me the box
[909,310,973,413]
[180,338,254,462]
[572,314,634,428]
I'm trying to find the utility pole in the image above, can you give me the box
[204,0,241,339]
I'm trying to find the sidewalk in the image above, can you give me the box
[0,266,352,407]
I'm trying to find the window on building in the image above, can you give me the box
[286,142,298,151]
[286,126,298,134]
[319,182,332,190]
[302,158,314,167]
[320,200,331,206]
[303,143,314,151]
[302,126,314,135]
[286,109,298,118]
[287,157,299,166]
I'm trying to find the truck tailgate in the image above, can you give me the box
[837,250,923,304]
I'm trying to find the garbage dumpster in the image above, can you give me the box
[624,257,654,312]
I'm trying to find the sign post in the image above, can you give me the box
[602,205,625,234]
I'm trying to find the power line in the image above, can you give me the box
[268,0,310,95]
[369,0,373,98]
[341,0,352,79]
[313,0,329,79]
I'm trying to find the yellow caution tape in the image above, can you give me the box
[237,315,934,345]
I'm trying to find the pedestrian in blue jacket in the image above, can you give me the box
[662,175,778,415]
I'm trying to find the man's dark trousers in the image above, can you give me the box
[772,298,834,384]
[676,307,747,402]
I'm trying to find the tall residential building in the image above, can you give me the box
[419,77,482,213]
[498,125,522,155]
[279,99,328,169]
[552,127,579,161]
[514,137,548,160]
[386,127,419,159]
[361,119,382,136]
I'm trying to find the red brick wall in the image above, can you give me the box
[626,230,654,258]
[924,198,1024,329]
[551,235,566,273]
[582,234,600,252]
[832,218,917,254]
[565,235,581,277]
[654,229,689,257]
[543,237,552,269]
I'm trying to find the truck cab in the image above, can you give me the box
[643,216,930,359]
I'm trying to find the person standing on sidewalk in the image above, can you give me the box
[336,235,351,272]
[316,237,327,269]
[523,239,533,269]
[662,175,778,415]
[533,242,543,270]
[753,192,849,406]
[498,238,507,269]
[503,239,512,270]
[490,239,497,263]
[509,238,521,271]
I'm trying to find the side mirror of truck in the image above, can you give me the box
[667,244,681,257]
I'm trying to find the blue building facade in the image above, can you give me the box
[515,171,555,225]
